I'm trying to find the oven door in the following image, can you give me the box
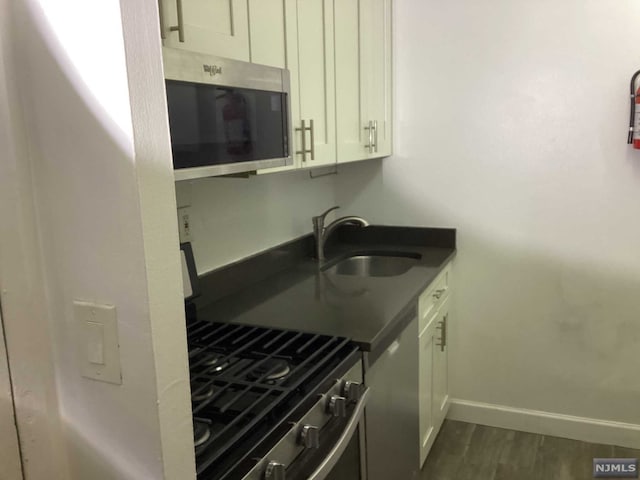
[288,388,370,480]
[241,364,369,480]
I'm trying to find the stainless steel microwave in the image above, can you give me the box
[162,48,293,180]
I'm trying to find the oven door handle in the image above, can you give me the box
[307,387,371,480]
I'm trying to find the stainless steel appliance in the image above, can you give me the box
[364,310,420,480]
[163,48,293,179]
[181,244,368,480]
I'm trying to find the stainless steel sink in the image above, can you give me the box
[323,254,421,277]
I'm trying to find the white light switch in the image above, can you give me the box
[86,321,105,365]
[74,301,122,384]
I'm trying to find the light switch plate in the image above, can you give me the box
[74,301,122,385]
[178,207,193,242]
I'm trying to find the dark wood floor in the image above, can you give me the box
[421,420,640,480]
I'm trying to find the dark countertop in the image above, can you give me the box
[192,226,456,361]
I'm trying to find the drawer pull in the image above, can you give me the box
[433,288,447,300]
[436,314,448,352]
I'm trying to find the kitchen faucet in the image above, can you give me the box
[312,206,369,263]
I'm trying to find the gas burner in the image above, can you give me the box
[194,420,211,449]
[200,353,230,373]
[247,359,291,383]
[191,383,215,403]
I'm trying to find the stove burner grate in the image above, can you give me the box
[185,320,357,477]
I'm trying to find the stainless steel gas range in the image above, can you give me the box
[181,244,369,480]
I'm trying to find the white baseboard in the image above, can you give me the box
[448,399,640,450]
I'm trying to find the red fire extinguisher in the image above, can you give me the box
[223,92,252,156]
[628,70,640,148]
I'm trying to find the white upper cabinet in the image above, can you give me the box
[160,0,251,61]
[364,0,392,157]
[334,1,367,162]
[160,0,392,173]
[258,0,338,173]
[286,0,337,168]
[335,0,392,163]
[251,0,298,174]
[247,0,286,68]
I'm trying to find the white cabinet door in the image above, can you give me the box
[418,263,452,466]
[287,0,337,168]
[334,1,368,163]
[335,0,392,164]
[363,0,392,157]
[248,0,286,68]
[419,313,438,467]
[253,0,298,175]
[433,295,450,432]
[160,0,250,61]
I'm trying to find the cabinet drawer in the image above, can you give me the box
[418,265,450,333]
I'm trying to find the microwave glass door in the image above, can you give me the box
[166,80,289,170]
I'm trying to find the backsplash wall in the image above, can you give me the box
[177,170,337,274]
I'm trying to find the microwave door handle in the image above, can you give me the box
[307,387,371,480]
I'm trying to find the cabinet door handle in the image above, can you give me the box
[295,120,313,162]
[436,314,447,351]
[364,120,373,153]
[158,0,167,39]
[373,120,378,153]
[443,313,447,349]
[309,119,315,161]
[169,0,185,42]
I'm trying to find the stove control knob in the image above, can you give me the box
[342,381,363,404]
[328,395,347,417]
[299,424,320,449]
[265,461,286,480]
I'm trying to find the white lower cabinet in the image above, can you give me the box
[419,314,437,465]
[418,265,451,466]
[432,296,450,432]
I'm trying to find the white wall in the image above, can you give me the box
[178,170,337,274]
[337,0,640,443]
[0,0,68,477]
[0,315,22,479]
[2,0,193,478]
